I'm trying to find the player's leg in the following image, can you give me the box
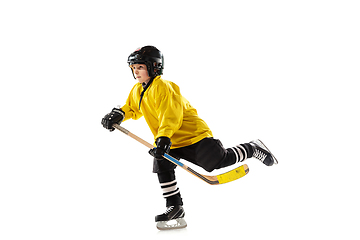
[189,138,277,172]
[153,158,186,230]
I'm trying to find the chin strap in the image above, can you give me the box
[139,77,155,110]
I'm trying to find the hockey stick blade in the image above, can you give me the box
[113,124,249,185]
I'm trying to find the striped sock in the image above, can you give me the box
[160,180,180,198]
[229,144,247,163]
[215,143,254,170]
[229,143,253,163]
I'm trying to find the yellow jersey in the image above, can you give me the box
[121,76,213,149]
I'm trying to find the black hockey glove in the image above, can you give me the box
[101,108,125,131]
[149,137,172,159]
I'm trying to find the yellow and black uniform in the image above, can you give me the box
[121,76,213,149]
[102,45,274,214]
[120,75,253,176]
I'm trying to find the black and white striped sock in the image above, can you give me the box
[229,145,247,163]
[228,143,254,163]
[160,180,180,198]
[157,170,183,207]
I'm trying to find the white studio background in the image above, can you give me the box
[1,0,359,239]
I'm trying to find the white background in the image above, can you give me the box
[1,0,359,239]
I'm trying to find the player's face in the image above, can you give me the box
[131,64,150,84]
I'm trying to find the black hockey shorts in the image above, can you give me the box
[153,137,227,173]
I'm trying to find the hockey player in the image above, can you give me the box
[101,46,277,230]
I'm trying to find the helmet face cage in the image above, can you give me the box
[127,46,164,79]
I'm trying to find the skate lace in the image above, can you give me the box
[253,149,267,162]
[164,206,174,214]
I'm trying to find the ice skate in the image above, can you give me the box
[250,139,278,166]
[155,205,187,230]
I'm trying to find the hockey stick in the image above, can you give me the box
[113,124,249,185]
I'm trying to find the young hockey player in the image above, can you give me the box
[101,46,278,230]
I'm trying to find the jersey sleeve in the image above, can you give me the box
[121,86,143,121]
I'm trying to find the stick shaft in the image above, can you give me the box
[112,124,248,185]
[112,124,220,184]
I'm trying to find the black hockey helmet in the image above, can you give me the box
[127,46,164,79]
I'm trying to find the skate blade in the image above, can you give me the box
[257,139,278,165]
[156,218,187,230]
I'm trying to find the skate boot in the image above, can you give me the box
[250,139,278,166]
[155,205,187,230]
